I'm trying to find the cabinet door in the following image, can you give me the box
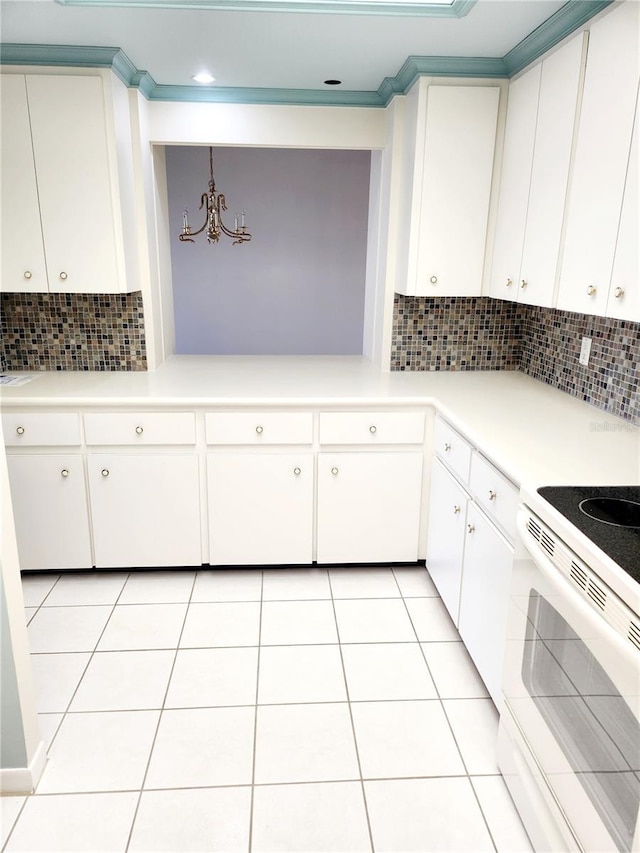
[207,453,313,566]
[557,1,640,316]
[607,92,639,322]
[425,458,469,625]
[417,86,500,297]
[518,33,586,308]
[7,455,92,570]
[489,64,541,301]
[88,454,201,568]
[317,452,423,564]
[458,503,513,709]
[26,76,122,294]
[0,75,48,293]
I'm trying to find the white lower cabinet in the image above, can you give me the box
[457,503,513,709]
[425,458,469,624]
[316,452,423,564]
[207,452,313,566]
[7,455,92,571]
[426,416,517,709]
[87,454,201,568]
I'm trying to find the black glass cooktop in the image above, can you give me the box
[537,486,640,585]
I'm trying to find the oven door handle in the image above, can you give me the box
[516,512,639,667]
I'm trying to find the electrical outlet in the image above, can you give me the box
[579,336,592,366]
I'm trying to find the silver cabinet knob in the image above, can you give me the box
[61,468,69,478]
[255,425,264,434]
[331,467,339,475]
[506,278,513,288]
[488,490,497,501]
[23,271,32,280]
[429,275,438,285]
[453,505,461,514]
[135,426,144,435]
[467,524,475,534]
[293,467,301,476]
[59,272,68,281]
[614,287,624,299]
[16,426,25,435]
[587,285,597,296]
[101,468,110,477]
[369,425,377,434]
[444,443,451,452]
[520,279,527,289]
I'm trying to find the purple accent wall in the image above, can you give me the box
[166,146,371,355]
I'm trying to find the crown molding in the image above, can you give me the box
[0,0,614,107]
[55,0,477,18]
[503,0,613,76]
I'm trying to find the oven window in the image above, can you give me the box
[523,591,640,853]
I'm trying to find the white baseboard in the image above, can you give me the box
[0,740,47,795]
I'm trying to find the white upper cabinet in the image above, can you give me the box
[557,1,640,317]
[607,89,639,322]
[1,76,49,293]
[396,82,500,297]
[490,33,586,307]
[0,73,139,294]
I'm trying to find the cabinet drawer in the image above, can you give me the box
[433,417,472,482]
[469,451,519,541]
[84,412,196,445]
[2,412,81,446]
[319,412,425,445]
[206,412,313,445]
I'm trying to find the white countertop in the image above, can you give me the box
[2,355,639,489]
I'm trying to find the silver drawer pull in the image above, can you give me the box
[135,426,144,435]
[293,467,301,475]
[429,275,438,285]
[444,442,451,452]
[467,524,475,534]
[453,505,461,514]
[369,425,377,434]
[520,279,527,289]
[587,285,597,296]
[614,287,624,299]
[61,468,69,478]
[23,270,32,280]
[488,490,497,501]
[255,425,264,434]
[331,467,339,476]
[59,271,68,281]
[101,468,110,477]
[16,426,25,435]
[506,278,512,288]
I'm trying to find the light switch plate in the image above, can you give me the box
[579,336,592,366]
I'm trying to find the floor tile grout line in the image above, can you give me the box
[248,569,265,853]
[123,569,199,853]
[327,569,376,853]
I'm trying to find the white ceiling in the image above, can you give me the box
[0,0,588,94]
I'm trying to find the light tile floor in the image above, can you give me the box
[2,566,533,852]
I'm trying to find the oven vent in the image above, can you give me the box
[587,579,606,611]
[524,511,639,654]
[569,562,588,591]
[540,530,555,557]
[527,517,542,542]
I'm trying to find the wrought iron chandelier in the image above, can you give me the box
[179,147,252,246]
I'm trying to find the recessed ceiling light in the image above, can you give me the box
[324,79,342,86]
[192,72,216,84]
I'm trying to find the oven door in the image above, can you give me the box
[502,511,640,853]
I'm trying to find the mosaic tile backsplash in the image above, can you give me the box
[0,292,147,372]
[392,295,639,423]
